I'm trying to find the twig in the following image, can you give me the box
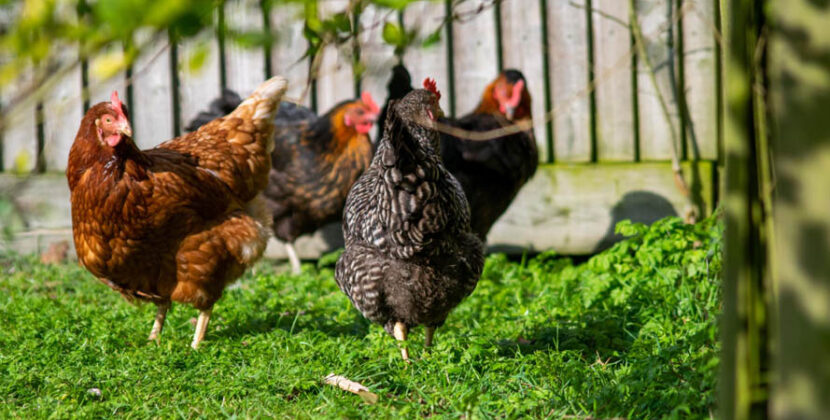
[323,373,379,404]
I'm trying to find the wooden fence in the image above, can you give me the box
[0,0,722,257]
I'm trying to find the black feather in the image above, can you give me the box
[335,89,484,338]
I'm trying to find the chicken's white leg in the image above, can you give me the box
[393,321,410,361]
[424,326,436,348]
[285,242,301,274]
[191,309,212,349]
[148,301,171,342]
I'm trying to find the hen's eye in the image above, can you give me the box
[104,117,112,123]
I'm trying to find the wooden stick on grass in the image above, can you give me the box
[324,374,379,404]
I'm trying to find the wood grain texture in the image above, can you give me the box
[548,0,592,162]
[177,31,223,131]
[43,54,83,171]
[450,0,498,117]
[402,1,451,113]
[592,0,636,161]
[1,72,37,172]
[682,0,717,160]
[269,2,310,105]
[225,0,267,96]
[132,33,175,148]
[499,0,549,162]
[315,0,356,113]
[635,0,681,160]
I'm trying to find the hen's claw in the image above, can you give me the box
[148,301,170,342]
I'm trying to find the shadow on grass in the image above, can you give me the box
[215,307,371,341]
[494,316,635,360]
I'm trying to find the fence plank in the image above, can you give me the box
[358,5,396,118]
[500,0,548,163]
[402,1,450,113]
[269,2,310,105]
[593,0,636,161]
[450,0,498,117]
[42,57,83,171]
[548,0,592,162]
[86,47,129,107]
[131,34,175,148]
[635,0,681,160]
[316,0,356,113]
[1,73,37,173]
[225,0,267,96]
[682,0,717,160]
[177,31,223,131]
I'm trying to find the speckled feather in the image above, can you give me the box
[67,77,287,309]
[335,89,484,335]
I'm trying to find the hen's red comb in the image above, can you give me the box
[423,78,440,100]
[110,91,126,118]
[360,91,380,115]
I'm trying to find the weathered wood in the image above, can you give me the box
[402,0,451,112]
[720,1,769,418]
[269,1,310,105]
[131,33,175,148]
[358,4,396,129]
[224,0,267,96]
[499,0,549,162]
[592,0,636,161]
[86,46,129,106]
[42,64,83,171]
[315,0,356,113]
[548,0,592,162]
[42,3,83,171]
[487,161,714,253]
[0,73,37,173]
[767,0,830,418]
[0,162,715,258]
[177,31,222,131]
[450,0,498,117]
[682,0,718,160]
[635,0,682,160]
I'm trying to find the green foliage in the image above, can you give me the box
[0,214,722,418]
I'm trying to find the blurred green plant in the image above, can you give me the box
[0,0,492,115]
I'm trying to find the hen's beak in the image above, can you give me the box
[119,122,133,138]
[505,106,515,121]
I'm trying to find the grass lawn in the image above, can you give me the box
[0,216,722,419]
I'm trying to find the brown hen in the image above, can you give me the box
[187,92,379,273]
[67,76,288,349]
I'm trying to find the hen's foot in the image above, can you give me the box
[148,301,171,342]
[191,309,212,349]
[424,326,436,348]
[285,242,301,275]
[393,321,410,362]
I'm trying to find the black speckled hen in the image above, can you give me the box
[335,80,484,361]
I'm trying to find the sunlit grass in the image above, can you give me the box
[0,215,721,418]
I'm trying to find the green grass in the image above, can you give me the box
[0,215,722,419]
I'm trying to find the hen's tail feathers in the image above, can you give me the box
[378,65,414,136]
[232,76,289,123]
[185,89,242,132]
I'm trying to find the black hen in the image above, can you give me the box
[440,69,538,239]
[380,67,538,240]
[335,83,484,361]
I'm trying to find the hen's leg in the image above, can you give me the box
[393,321,410,361]
[285,242,301,274]
[148,301,171,342]
[191,308,212,349]
[424,326,436,348]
